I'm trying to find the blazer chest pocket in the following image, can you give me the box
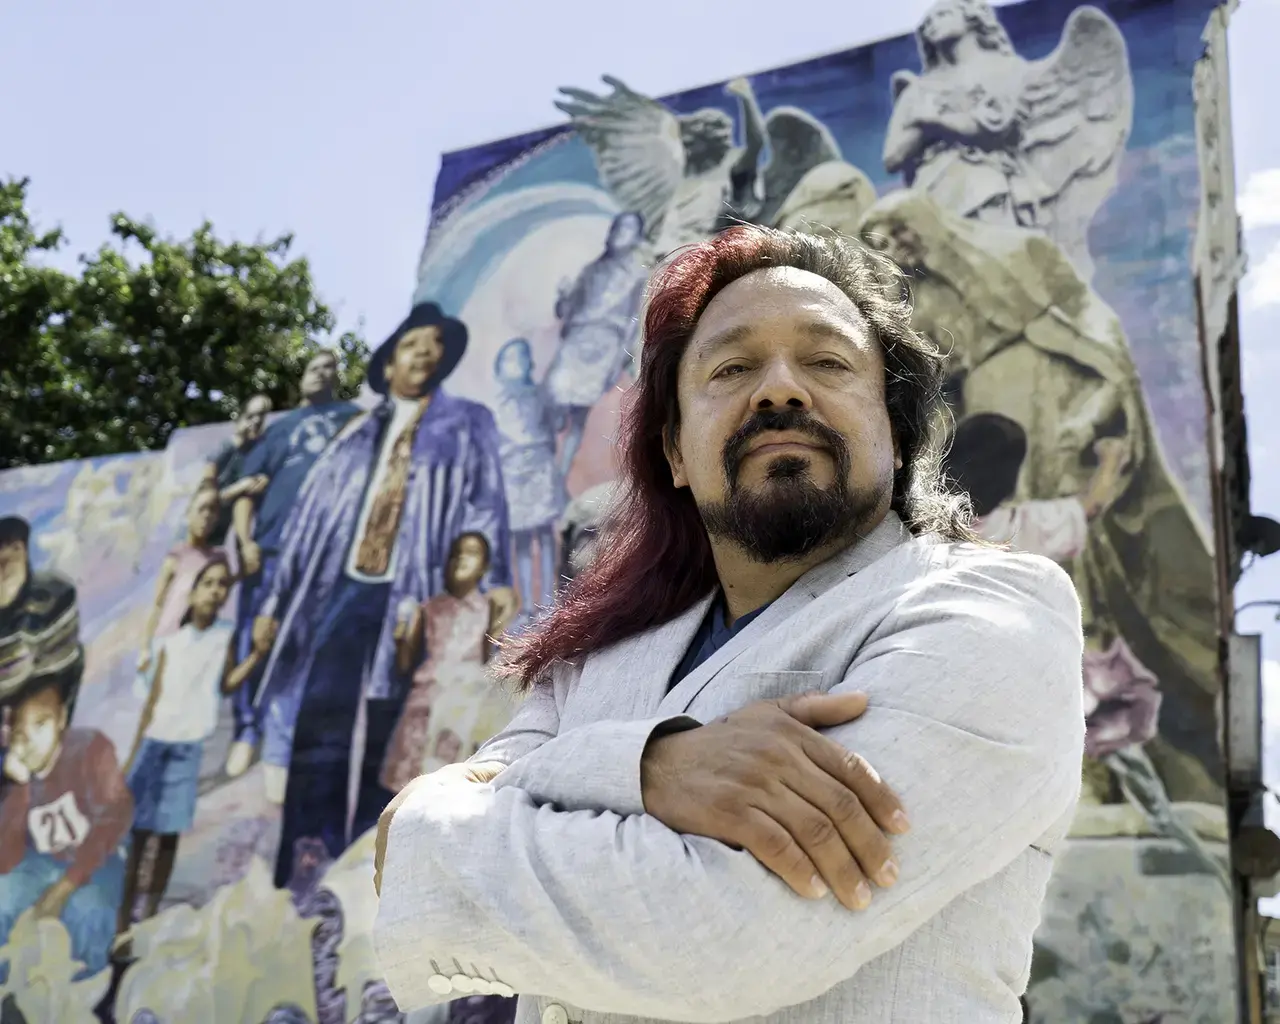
[692,669,830,719]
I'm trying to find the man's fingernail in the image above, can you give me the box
[854,881,872,908]
[890,811,911,833]
[809,875,829,899]
[879,859,899,886]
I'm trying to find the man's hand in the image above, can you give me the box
[641,691,909,912]
[241,540,263,577]
[374,760,506,897]
[33,876,77,919]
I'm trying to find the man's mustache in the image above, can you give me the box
[722,409,849,482]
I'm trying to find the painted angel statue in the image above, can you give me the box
[883,0,1133,280]
[555,74,842,259]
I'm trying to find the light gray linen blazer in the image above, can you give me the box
[374,512,1085,1024]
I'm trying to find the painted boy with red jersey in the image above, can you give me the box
[0,681,132,979]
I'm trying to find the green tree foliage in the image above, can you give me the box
[0,177,369,470]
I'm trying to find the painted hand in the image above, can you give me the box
[33,876,77,919]
[641,691,910,911]
[241,540,263,577]
[252,615,279,654]
[373,760,506,898]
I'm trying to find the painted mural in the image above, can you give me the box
[0,0,1237,1021]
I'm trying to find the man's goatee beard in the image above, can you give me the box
[699,464,881,563]
[697,407,884,563]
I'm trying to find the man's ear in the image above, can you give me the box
[663,424,689,489]
[893,434,903,472]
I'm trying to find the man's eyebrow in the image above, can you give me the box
[802,319,866,350]
[691,323,753,361]
[692,318,866,360]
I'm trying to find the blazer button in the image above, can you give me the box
[427,974,453,996]
[541,1004,570,1024]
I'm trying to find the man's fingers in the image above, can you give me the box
[805,733,911,836]
[730,807,828,902]
[777,690,869,729]
[781,767,898,891]
[747,789,873,911]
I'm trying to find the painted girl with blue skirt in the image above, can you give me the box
[115,555,268,950]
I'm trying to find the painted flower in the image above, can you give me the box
[1082,635,1162,759]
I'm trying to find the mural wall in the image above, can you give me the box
[0,0,1238,1021]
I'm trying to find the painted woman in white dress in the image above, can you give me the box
[491,338,564,617]
[542,213,649,480]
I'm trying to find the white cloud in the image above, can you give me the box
[1241,168,1280,229]
[1245,238,1280,311]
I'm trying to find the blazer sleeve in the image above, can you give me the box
[470,674,562,767]
[374,550,1085,1021]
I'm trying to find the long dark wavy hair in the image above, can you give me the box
[498,224,974,689]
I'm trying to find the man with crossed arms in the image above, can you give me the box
[373,225,1084,1024]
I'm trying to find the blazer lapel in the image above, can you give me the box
[661,512,909,715]
[576,593,715,723]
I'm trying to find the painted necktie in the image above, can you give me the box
[354,399,428,577]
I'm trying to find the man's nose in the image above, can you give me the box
[750,358,812,412]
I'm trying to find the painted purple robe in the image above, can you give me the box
[255,390,511,708]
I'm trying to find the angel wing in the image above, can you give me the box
[1020,6,1134,275]
[555,75,687,241]
[758,106,843,226]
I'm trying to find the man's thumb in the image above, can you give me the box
[780,690,869,728]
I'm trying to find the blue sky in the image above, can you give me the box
[4,0,1280,785]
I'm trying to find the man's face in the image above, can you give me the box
[300,353,338,400]
[667,267,899,562]
[385,327,444,399]
[190,562,231,621]
[449,535,490,587]
[0,540,28,607]
[188,490,220,542]
[237,395,272,443]
[10,689,67,777]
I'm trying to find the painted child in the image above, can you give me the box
[117,556,267,940]
[136,483,225,673]
[0,680,132,980]
[943,412,1130,564]
[379,533,515,792]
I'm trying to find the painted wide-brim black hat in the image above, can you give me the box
[0,516,31,547]
[366,302,469,396]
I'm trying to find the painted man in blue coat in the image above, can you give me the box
[250,303,515,887]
